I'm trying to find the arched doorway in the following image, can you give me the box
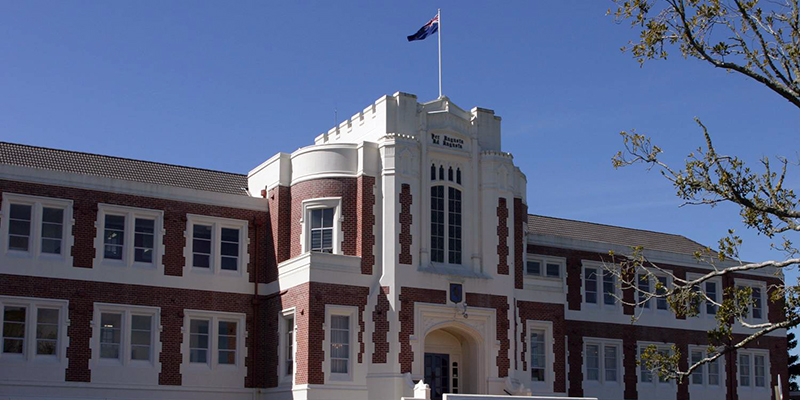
[423,323,483,399]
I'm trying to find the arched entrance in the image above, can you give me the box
[422,323,483,399]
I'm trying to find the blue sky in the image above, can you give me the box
[2,0,798,344]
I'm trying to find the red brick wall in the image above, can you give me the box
[497,197,509,275]
[289,178,358,259]
[513,198,526,289]
[398,287,447,373]
[0,180,270,282]
[399,184,413,265]
[356,176,376,274]
[0,274,259,387]
[517,300,566,392]
[466,292,511,377]
[372,286,391,363]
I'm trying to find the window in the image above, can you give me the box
[583,263,618,308]
[585,340,621,384]
[0,297,66,360]
[705,281,718,315]
[300,198,342,255]
[330,315,350,374]
[190,319,209,363]
[638,274,650,308]
[186,214,248,274]
[310,208,334,253]
[184,311,244,370]
[736,281,766,320]
[2,193,72,259]
[3,306,25,354]
[639,344,674,385]
[738,351,769,389]
[282,312,295,379]
[585,267,598,304]
[94,304,159,365]
[689,348,722,387]
[530,329,545,381]
[429,163,464,265]
[325,306,357,380]
[95,204,163,268]
[656,276,669,310]
[526,255,564,279]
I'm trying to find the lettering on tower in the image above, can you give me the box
[430,133,464,149]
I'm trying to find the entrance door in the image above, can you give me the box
[424,353,450,400]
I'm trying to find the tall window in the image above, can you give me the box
[638,274,650,308]
[310,208,334,253]
[330,315,350,374]
[430,163,464,265]
[431,186,445,262]
[96,205,163,268]
[100,313,122,359]
[104,215,125,260]
[603,271,616,305]
[705,281,718,315]
[656,276,669,310]
[739,353,751,387]
[2,306,26,354]
[447,187,462,264]
[530,330,546,381]
[130,315,152,361]
[218,321,237,365]
[192,224,212,268]
[134,218,155,263]
[36,308,59,355]
[585,268,598,304]
[190,319,210,363]
[40,208,64,254]
[586,344,600,381]
[8,204,32,252]
[284,314,294,377]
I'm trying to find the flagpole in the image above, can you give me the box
[437,8,442,98]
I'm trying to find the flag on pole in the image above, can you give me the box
[407,14,439,42]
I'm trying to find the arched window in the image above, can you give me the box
[431,164,436,181]
[439,165,445,181]
[448,167,454,182]
[456,168,461,185]
[430,184,462,264]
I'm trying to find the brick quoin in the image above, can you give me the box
[399,184,413,265]
[0,274,259,387]
[465,292,511,377]
[398,287,447,373]
[517,300,566,393]
[497,197,509,275]
[289,178,358,259]
[356,176,376,274]
[513,198,526,289]
[372,286,391,363]
[0,179,269,283]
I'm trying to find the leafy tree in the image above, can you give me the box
[607,0,800,385]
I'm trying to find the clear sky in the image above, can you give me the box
[2,0,798,346]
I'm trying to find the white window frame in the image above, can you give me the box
[635,273,673,315]
[688,346,724,388]
[91,303,160,367]
[737,349,770,391]
[582,261,620,310]
[734,279,768,322]
[94,204,164,270]
[0,296,68,362]
[324,305,357,382]
[428,182,464,266]
[182,310,246,371]
[526,320,554,391]
[1,193,73,263]
[525,255,565,279]
[686,274,722,319]
[279,308,296,385]
[185,214,249,276]
[583,337,623,386]
[300,198,343,255]
[637,342,676,387]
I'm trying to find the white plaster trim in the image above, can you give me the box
[0,192,74,268]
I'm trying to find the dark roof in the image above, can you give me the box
[0,142,249,196]
[528,214,708,256]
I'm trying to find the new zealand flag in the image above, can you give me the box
[407,14,439,42]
